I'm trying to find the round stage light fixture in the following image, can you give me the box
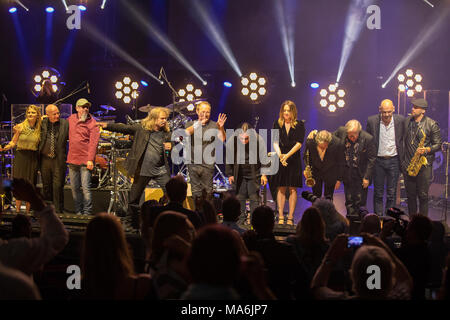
[328,104,337,113]
[316,83,347,114]
[32,67,62,96]
[46,7,54,13]
[9,7,17,13]
[176,83,205,104]
[397,68,424,97]
[310,82,319,89]
[140,80,149,87]
[223,81,232,88]
[240,72,268,104]
[115,76,139,104]
[320,99,328,107]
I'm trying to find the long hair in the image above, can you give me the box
[297,207,327,246]
[39,79,54,97]
[20,105,42,141]
[141,107,170,132]
[278,100,298,128]
[81,213,134,299]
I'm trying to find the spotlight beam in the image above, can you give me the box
[423,0,434,8]
[274,0,296,86]
[382,4,450,88]
[82,20,159,83]
[191,0,242,77]
[14,0,29,11]
[121,1,206,84]
[336,0,372,84]
[101,0,108,9]
[61,0,68,12]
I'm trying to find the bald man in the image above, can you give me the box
[38,104,69,213]
[366,99,405,216]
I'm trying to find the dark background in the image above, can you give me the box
[0,0,449,135]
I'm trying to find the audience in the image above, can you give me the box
[311,233,413,300]
[312,198,349,241]
[146,175,203,229]
[10,214,32,239]
[286,207,329,281]
[81,213,153,299]
[359,213,381,235]
[148,211,195,299]
[221,195,246,234]
[427,221,448,293]
[242,206,310,299]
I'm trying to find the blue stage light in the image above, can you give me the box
[140,80,149,87]
[78,5,87,11]
[310,82,319,89]
[46,7,54,13]
[9,7,17,13]
[223,81,232,88]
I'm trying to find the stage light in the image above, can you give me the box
[46,7,54,13]
[140,80,148,87]
[223,81,232,88]
[291,81,296,88]
[240,72,267,104]
[317,83,347,113]
[101,0,108,10]
[78,5,87,11]
[187,104,195,112]
[9,7,17,13]
[310,82,319,89]
[33,67,62,95]
[396,68,424,97]
[202,81,207,86]
[177,83,205,103]
[115,76,139,104]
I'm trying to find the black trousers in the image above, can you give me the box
[404,165,432,216]
[40,156,66,213]
[311,177,336,200]
[236,177,260,222]
[188,164,214,199]
[127,173,170,228]
[343,168,368,216]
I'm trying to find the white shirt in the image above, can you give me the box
[378,118,397,157]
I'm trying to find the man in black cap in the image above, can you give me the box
[402,98,442,216]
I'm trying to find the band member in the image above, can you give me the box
[38,105,69,213]
[303,130,343,200]
[184,101,227,204]
[366,99,405,216]
[272,100,305,225]
[402,98,442,216]
[225,122,268,223]
[98,107,172,229]
[334,120,376,217]
[67,99,100,215]
[35,79,58,105]
[0,105,42,213]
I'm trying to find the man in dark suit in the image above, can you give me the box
[303,130,344,200]
[366,99,405,216]
[38,104,69,213]
[334,120,376,217]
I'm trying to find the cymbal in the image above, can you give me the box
[165,99,206,112]
[100,105,116,111]
[138,105,161,113]
[93,111,104,116]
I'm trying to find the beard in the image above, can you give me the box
[79,112,88,122]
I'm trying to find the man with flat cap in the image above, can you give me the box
[402,98,442,216]
[67,98,100,215]
[366,99,405,216]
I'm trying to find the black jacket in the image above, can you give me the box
[366,113,405,162]
[225,133,268,190]
[38,117,69,167]
[401,115,442,172]
[105,123,171,178]
[303,135,344,182]
[333,127,377,181]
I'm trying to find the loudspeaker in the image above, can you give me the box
[63,186,111,213]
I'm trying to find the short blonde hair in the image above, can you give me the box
[196,101,211,112]
[315,130,332,144]
[345,119,362,133]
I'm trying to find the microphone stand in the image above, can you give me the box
[52,82,89,106]
[442,142,450,233]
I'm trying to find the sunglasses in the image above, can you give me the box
[79,105,90,109]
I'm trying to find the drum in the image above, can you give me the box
[95,154,108,170]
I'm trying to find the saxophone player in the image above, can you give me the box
[303,130,344,200]
[402,98,442,216]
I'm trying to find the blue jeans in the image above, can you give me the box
[68,164,92,214]
[373,157,400,215]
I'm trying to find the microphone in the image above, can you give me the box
[86,82,90,94]
[158,67,163,80]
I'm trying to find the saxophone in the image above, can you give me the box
[304,149,316,187]
[406,128,428,177]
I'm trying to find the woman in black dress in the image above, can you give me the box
[36,79,58,105]
[272,100,305,225]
